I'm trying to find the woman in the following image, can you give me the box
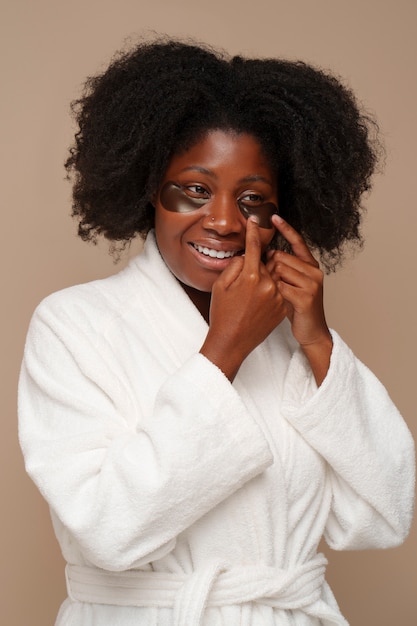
[18,38,414,625]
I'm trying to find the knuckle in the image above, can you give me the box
[314,266,324,281]
[264,280,277,298]
[307,267,323,286]
[247,270,259,282]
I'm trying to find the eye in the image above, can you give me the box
[185,185,211,199]
[239,192,264,205]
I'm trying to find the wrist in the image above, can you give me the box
[200,332,247,382]
[300,331,333,387]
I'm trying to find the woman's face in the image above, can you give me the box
[154,129,278,294]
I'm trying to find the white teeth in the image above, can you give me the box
[193,244,235,259]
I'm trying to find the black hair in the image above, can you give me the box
[65,36,382,271]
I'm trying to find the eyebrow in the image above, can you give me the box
[239,175,272,185]
[179,166,214,176]
[178,167,273,186]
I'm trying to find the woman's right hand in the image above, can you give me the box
[200,217,287,381]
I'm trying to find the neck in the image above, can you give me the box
[180,283,211,323]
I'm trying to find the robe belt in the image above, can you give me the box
[66,553,335,626]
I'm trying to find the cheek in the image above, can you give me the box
[154,208,194,272]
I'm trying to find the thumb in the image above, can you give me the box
[214,255,244,289]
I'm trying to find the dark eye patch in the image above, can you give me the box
[237,201,277,229]
[160,182,208,213]
[159,181,277,229]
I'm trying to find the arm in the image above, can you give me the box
[266,214,333,387]
[282,331,415,549]
[266,216,414,546]
[18,297,273,571]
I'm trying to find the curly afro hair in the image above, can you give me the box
[65,36,382,271]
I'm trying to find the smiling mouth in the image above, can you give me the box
[191,243,244,259]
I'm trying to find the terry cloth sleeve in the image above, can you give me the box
[18,297,273,571]
[281,330,415,550]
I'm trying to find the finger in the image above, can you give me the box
[265,249,322,289]
[214,255,245,289]
[243,216,262,273]
[271,214,319,267]
[269,253,324,284]
[265,249,280,276]
[278,267,322,299]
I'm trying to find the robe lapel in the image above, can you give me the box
[132,232,289,564]
[131,231,209,368]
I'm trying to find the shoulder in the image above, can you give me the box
[30,255,145,339]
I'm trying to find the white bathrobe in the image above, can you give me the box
[18,232,415,626]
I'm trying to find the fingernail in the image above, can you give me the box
[249,215,259,224]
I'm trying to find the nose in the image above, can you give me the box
[202,193,244,235]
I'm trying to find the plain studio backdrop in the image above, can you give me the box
[1,1,416,624]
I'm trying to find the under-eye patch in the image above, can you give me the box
[160,182,277,229]
[160,183,208,213]
[237,200,277,229]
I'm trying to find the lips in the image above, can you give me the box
[191,243,242,259]
[188,241,244,270]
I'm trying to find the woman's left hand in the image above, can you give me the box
[266,214,333,385]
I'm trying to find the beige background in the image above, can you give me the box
[2,0,416,624]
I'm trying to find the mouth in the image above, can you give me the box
[191,243,244,259]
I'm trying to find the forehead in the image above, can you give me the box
[164,130,275,180]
